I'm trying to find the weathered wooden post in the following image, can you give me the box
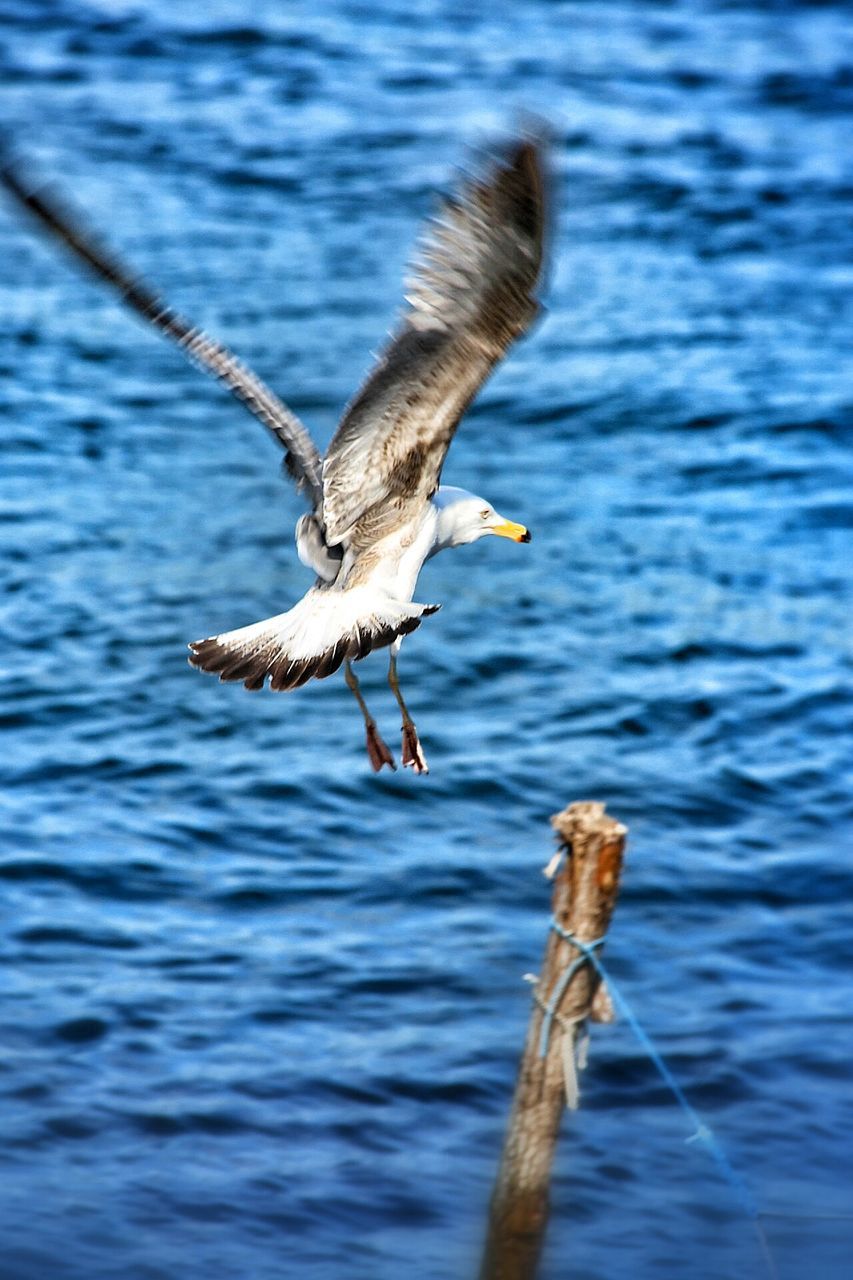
[479,801,627,1280]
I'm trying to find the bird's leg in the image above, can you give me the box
[344,660,395,772]
[388,647,429,775]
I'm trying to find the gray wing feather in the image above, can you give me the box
[322,137,547,548]
[0,154,324,507]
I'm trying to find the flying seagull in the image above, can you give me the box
[1,134,547,774]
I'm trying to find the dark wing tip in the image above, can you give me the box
[506,136,545,187]
[494,128,550,269]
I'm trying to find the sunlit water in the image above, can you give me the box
[0,2,851,1278]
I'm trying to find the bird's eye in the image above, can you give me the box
[480,509,491,520]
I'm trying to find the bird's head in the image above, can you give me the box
[433,486,531,550]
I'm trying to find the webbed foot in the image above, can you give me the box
[365,722,396,772]
[401,721,429,775]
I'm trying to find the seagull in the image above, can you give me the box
[1,134,547,774]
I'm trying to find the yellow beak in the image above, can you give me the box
[490,518,531,543]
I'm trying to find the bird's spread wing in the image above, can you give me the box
[321,136,547,549]
[0,155,324,507]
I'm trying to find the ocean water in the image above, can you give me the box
[0,2,851,1277]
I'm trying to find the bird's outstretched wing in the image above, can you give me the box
[321,135,548,550]
[0,154,324,507]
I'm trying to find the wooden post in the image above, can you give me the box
[479,801,627,1280]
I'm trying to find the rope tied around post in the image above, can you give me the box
[480,803,781,1280]
[479,802,627,1280]
[548,923,781,1280]
[536,928,606,1059]
[533,926,607,1109]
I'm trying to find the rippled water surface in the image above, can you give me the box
[1,2,851,1277]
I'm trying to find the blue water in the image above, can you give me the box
[1,2,851,1278]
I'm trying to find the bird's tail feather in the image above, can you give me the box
[188,586,439,692]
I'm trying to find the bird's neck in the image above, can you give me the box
[428,495,465,558]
